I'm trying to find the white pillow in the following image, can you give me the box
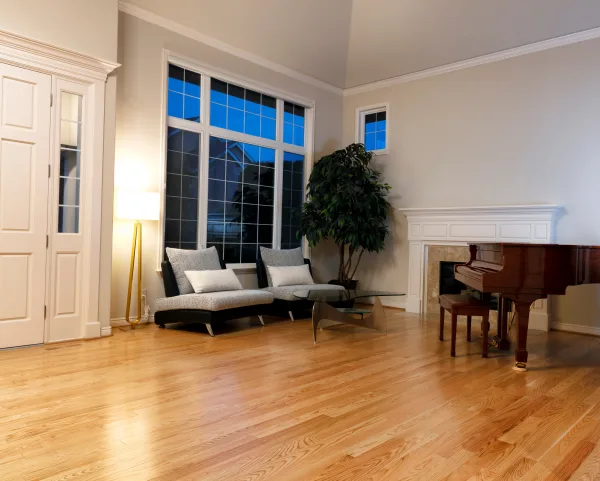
[184,269,243,293]
[267,264,314,288]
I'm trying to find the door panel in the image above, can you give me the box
[0,64,51,349]
[2,77,36,129]
[0,255,29,320]
[0,140,33,231]
[54,252,78,316]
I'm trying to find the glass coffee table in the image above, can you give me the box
[293,290,405,343]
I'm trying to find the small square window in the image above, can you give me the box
[358,105,388,152]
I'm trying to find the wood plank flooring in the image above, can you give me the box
[1,310,600,480]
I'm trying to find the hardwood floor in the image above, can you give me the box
[1,310,600,480]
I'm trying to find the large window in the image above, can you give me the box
[163,59,312,265]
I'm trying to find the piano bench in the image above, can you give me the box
[439,294,491,358]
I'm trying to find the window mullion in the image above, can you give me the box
[206,125,279,150]
[167,116,204,134]
[197,74,212,248]
[273,98,285,249]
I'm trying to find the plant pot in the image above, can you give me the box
[328,279,358,290]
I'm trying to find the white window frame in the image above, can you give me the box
[356,102,389,155]
[157,50,315,270]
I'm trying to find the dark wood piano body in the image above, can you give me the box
[455,243,600,370]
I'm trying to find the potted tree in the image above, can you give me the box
[298,143,391,289]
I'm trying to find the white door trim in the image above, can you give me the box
[0,29,118,82]
[0,29,118,342]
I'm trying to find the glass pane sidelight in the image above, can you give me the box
[164,127,200,251]
[58,92,83,233]
[281,152,304,249]
[283,101,305,147]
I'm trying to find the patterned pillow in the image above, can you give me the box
[259,247,304,286]
[166,247,222,295]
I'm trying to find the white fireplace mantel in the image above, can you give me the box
[399,204,562,331]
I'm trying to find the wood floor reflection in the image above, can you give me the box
[1,309,600,480]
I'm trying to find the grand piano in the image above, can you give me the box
[454,243,600,371]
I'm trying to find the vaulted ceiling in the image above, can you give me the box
[124,0,600,89]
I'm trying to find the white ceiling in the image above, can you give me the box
[346,0,600,88]
[124,0,600,90]
[125,0,353,88]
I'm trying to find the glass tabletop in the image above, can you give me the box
[293,289,405,302]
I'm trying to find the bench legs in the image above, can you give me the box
[481,315,489,358]
[288,311,295,322]
[258,315,265,326]
[205,323,214,337]
[440,308,489,358]
[451,313,458,357]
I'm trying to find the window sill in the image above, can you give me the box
[155,263,257,275]
[371,148,389,156]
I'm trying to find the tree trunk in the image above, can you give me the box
[350,249,365,280]
[338,244,345,281]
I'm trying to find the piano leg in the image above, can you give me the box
[513,299,535,372]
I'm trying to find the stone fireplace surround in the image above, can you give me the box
[400,205,561,331]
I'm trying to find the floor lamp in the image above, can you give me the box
[116,190,160,328]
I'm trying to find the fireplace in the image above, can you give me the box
[439,261,465,295]
[400,205,560,331]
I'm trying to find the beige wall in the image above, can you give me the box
[343,38,600,330]
[0,0,118,62]
[112,12,343,321]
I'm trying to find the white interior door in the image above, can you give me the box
[0,63,51,349]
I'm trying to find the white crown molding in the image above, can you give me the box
[0,28,119,82]
[118,1,343,96]
[344,27,600,96]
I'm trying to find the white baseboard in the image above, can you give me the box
[110,314,154,327]
[359,296,406,310]
[550,322,600,337]
[381,298,406,309]
[101,326,112,337]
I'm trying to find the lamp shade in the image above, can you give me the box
[116,190,160,221]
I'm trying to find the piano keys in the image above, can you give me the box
[454,243,600,371]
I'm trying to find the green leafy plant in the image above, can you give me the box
[298,143,391,286]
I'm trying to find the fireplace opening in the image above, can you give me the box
[439,261,498,311]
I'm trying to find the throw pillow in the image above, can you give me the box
[184,269,243,293]
[166,246,222,295]
[267,264,315,288]
[259,247,304,286]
